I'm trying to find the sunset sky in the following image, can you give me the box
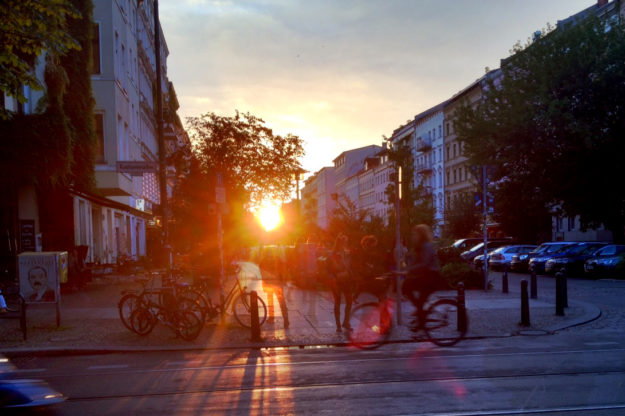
[160,0,593,176]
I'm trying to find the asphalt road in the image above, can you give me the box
[4,330,625,416]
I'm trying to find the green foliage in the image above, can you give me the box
[0,0,80,119]
[59,0,96,191]
[440,262,483,289]
[443,193,479,239]
[455,16,625,242]
[187,111,305,206]
[385,141,435,238]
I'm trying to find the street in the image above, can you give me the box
[5,330,625,415]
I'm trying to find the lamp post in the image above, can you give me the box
[139,0,171,274]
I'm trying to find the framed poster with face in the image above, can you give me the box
[18,252,66,304]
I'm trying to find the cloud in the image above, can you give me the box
[160,0,592,172]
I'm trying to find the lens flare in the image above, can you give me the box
[257,203,282,231]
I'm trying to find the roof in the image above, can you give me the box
[332,145,382,163]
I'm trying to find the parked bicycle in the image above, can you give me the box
[118,271,208,338]
[348,271,467,349]
[190,264,268,328]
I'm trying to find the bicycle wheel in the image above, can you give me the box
[348,302,393,350]
[179,289,209,322]
[232,292,267,328]
[129,307,155,336]
[175,310,203,341]
[118,293,140,331]
[424,299,467,347]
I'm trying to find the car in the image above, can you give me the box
[584,245,625,277]
[460,240,512,262]
[544,242,609,275]
[451,237,512,253]
[511,242,572,272]
[487,245,538,271]
[0,355,66,409]
[473,248,500,269]
[527,242,578,274]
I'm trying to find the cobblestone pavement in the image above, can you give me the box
[0,266,604,353]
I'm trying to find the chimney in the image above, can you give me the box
[598,0,608,7]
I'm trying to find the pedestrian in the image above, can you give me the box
[328,233,354,332]
[401,224,441,330]
[259,246,290,328]
[353,235,387,303]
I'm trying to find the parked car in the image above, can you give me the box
[511,242,573,272]
[451,237,512,253]
[544,242,609,275]
[461,241,512,262]
[487,245,538,271]
[584,245,625,277]
[528,242,578,274]
[473,248,500,269]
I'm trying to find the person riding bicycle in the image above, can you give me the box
[401,224,441,331]
[353,235,388,303]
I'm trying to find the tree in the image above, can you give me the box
[385,141,435,241]
[443,193,480,239]
[0,0,79,120]
[455,16,625,242]
[187,111,305,206]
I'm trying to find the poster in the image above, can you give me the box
[19,220,36,252]
[18,252,63,304]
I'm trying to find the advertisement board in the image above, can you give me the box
[18,252,67,304]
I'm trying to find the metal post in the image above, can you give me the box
[457,282,467,332]
[482,166,488,291]
[530,269,537,299]
[153,0,172,278]
[555,272,565,316]
[394,166,402,326]
[218,212,225,305]
[562,269,568,308]
[250,290,262,342]
[520,279,530,326]
[502,266,509,294]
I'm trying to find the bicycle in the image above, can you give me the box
[118,271,208,333]
[347,272,467,349]
[191,267,268,328]
[129,290,204,341]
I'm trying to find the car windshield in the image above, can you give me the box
[552,244,575,253]
[578,244,604,255]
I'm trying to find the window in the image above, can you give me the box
[95,113,105,163]
[568,217,575,231]
[446,122,450,136]
[92,23,101,74]
[453,169,457,183]
[438,125,442,137]
[446,171,450,185]
[453,143,457,158]
[446,146,450,161]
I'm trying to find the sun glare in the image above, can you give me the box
[257,203,282,231]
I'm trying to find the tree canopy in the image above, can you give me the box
[187,111,305,206]
[454,16,625,242]
[0,0,79,119]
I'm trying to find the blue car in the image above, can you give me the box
[0,355,65,409]
[528,242,577,274]
[544,242,609,275]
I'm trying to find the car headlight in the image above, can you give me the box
[519,254,529,260]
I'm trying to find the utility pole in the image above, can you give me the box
[482,165,488,290]
[394,165,403,325]
[153,0,172,276]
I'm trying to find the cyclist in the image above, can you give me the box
[402,224,441,331]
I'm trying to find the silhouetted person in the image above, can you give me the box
[402,224,441,330]
[353,235,387,302]
[259,247,289,328]
[328,234,353,332]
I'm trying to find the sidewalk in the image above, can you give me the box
[0,267,600,355]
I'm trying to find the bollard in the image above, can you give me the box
[555,272,565,316]
[520,279,530,326]
[502,266,509,294]
[530,268,538,299]
[457,282,467,332]
[250,290,262,342]
[561,269,568,308]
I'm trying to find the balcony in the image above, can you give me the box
[416,136,432,152]
[416,161,433,174]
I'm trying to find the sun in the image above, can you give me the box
[256,202,282,231]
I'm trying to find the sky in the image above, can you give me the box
[159,0,593,176]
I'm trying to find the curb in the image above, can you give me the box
[545,299,601,332]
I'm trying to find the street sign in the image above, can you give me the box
[215,187,226,204]
[117,161,158,176]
